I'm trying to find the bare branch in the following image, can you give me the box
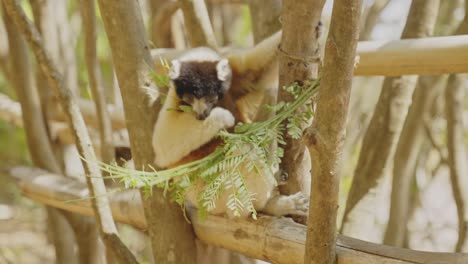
[1,1,137,262]
[360,0,390,40]
[48,98,126,129]
[80,0,114,167]
[423,120,447,162]
[178,0,218,48]
[247,0,281,44]
[445,73,468,252]
[0,93,23,127]
[151,0,178,48]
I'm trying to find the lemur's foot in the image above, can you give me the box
[263,192,309,217]
[287,192,309,216]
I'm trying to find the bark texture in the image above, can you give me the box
[96,0,197,263]
[303,0,362,263]
[278,0,325,197]
[1,1,137,262]
[341,0,440,238]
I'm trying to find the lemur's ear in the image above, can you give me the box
[216,59,231,81]
[169,60,181,80]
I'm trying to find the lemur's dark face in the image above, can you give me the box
[169,59,232,120]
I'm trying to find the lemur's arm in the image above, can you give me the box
[152,91,235,168]
[225,31,281,74]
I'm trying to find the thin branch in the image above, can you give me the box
[423,120,447,162]
[247,0,281,44]
[360,0,390,40]
[49,98,126,129]
[178,0,218,48]
[1,1,137,262]
[303,0,362,263]
[445,73,468,252]
[0,93,23,127]
[80,0,114,168]
[151,0,178,48]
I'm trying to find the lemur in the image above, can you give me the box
[152,31,309,218]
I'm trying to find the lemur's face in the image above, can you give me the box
[169,59,232,120]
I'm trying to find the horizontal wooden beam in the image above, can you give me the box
[7,166,468,264]
[152,35,468,76]
[355,35,468,76]
[48,97,127,129]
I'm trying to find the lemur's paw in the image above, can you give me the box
[210,107,235,128]
[289,192,309,216]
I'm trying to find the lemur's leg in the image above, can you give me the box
[262,192,309,217]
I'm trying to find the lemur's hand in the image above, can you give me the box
[209,107,235,129]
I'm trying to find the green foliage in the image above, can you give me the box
[95,79,320,219]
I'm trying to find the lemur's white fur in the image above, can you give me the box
[152,88,235,168]
[152,31,309,218]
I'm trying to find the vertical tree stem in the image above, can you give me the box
[304,1,362,263]
[96,0,197,263]
[278,0,325,197]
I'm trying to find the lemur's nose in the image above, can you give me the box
[196,112,208,120]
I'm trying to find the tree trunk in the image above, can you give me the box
[303,0,362,263]
[278,0,325,198]
[96,0,198,263]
